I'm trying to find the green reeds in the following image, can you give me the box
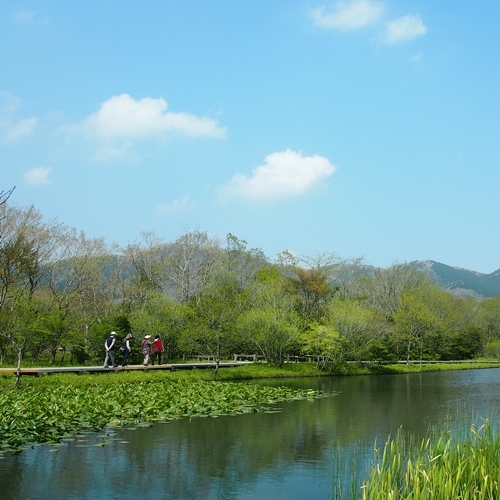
[360,417,500,499]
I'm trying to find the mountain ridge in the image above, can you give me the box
[410,260,500,299]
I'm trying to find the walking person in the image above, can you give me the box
[151,335,164,365]
[142,335,152,366]
[103,331,118,368]
[121,333,132,367]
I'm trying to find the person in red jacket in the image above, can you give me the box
[151,334,164,365]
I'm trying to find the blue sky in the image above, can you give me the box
[2,1,499,273]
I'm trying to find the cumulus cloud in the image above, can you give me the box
[311,0,385,30]
[220,149,336,202]
[84,94,226,140]
[3,117,39,142]
[157,196,191,217]
[23,167,53,186]
[383,15,427,43]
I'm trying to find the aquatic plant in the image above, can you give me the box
[0,379,323,452]
[360,417,500,499]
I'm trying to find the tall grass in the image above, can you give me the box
[0,362,325,390]
[359,416,500,499]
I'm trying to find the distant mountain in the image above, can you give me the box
[410,260,500,299]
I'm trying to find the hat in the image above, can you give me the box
[110,331,116,336]
[144,335,151,339]
[126,333,132,338]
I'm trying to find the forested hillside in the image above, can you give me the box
[411,260,500,299]
[2,198,500,369]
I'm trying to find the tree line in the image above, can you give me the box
[1,198,500,371]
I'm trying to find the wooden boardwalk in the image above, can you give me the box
[0,361,253,377]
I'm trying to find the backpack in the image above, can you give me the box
[119,337,127,352]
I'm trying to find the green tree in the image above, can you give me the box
[0,295,38,384]
[239,273,300,368]
[46,231,114,362]
[323,298,375,362]
[478,297,500,351]
[129,292,192,362]
[0,203,67,371]
[182,271,243,374]
[394,293,437,367]
[301,323,342,369]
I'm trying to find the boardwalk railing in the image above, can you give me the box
[233,354,265,362]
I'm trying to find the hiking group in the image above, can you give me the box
[103,331,164,368]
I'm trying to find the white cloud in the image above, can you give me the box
[23,167,53,187]
[93,143,131,162]
[220,149,336,201]
[14,8,35,23]
[0,92,38,142]
[84,94,226,140]
[3,117,39,142]
[410,52,423,62]
[157,196,191,217]
[383,15,427,43]
[311,0,385,30]
[0,91,22,112]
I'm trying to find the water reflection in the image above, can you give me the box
[1,368,499,499]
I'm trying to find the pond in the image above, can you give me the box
[1,368,500,499]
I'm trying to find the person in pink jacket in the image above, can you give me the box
[142,335,152,366]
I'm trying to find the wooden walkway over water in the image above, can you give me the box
[0,361,253,377]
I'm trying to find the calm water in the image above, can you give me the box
[2,368,500,499]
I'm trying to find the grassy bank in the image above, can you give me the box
[2,359,500,387]
[0,362,326,388]
[374,360,500,375]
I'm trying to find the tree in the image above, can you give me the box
[0,203,68,371]
[46,231,115,362]
[365,262,432,322]
[0,294,38,385]
[0,186,14,210]
[478,297,500,351]
[182,271,244,374]
[302,323,342,369]
[287,267,335,322]
[239,273,301,368]
[274,249,299,268]
[122,231,171,306]
[129,292,192,362]
[0,204,65,312]
[166,229,223,303]
[225,233,267,288]
[330,256,369,301]
[423,289,481,360]
[394,293,437,367]
[285,252,340,322]
[323,298,375,362]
